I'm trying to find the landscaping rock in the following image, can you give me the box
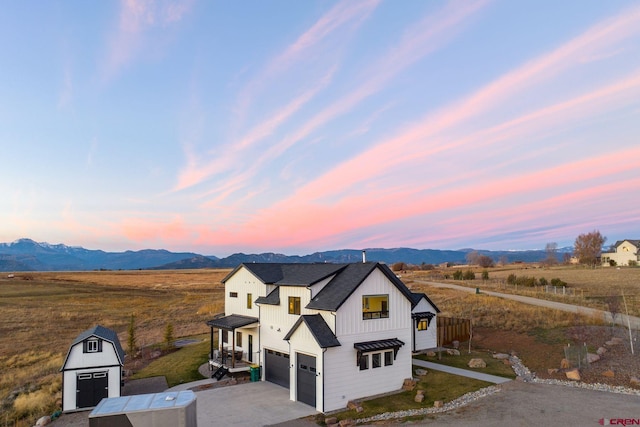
[325,416,337,425]
[565,368,581,381]
[586,353,600,364]
[560,358,570,369]
[468,358,486,368]
[426,351,436,357]
[502,359,511,366]
[452,340,460,349]
[402,378,417,391]
[433,400,444,408]
[492,353,510,360]
[347,401,363,412]
[611,337,624,344]
[415,369,428,376]
[630,377,640,387]
[415,390,424,402]
[602,370,615,378]
[547,368,558,375]
[35,416,51,426]
[446,349,460,356]
[339,419,354,426]
[596,347,607,356]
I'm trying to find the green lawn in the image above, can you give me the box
[130,335,211,387]
[334,369,493,422]
[415,350,516,379]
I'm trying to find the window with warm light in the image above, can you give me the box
[362,294,389,319]
[288,296,301,315]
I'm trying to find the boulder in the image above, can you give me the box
[596,347,607,356]
[492,353,510,360]
[468,358,486,368]
[339,419,354,427]
[324,417,337,425]
[452,340,460,349]
[415,369,428,376]
[434,400,444,408]
[630,377,640,387]
[502,359,511,366]
[602,370,615,378]
[547,368,558,375]
[402,378,417,391]
[35,416,51,426]
[426,351,437,357]
[446,349,460,356]
[560,358,570,369]
[586,353,600,364]
[347,401,363,412]
[565,368,581,381]
[414,390,425,403]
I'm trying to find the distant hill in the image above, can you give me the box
[0,238,566,272]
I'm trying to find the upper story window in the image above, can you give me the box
[229,292,238,298]
[288,297,301,315]
[85,339,100,353]
[247,293,252,309]
[362,294,389,319]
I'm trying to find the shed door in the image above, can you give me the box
[265,349,290,389]
[296,353,316,407]
[76,371,108,408]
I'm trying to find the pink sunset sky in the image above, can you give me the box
[1,0,639,256]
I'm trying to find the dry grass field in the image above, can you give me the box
[0,269,229,426]
[405,265,640,316]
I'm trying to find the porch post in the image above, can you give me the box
[231,328,236,368]
[210,326,214,365]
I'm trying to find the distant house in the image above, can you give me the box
[601,240,640,267]
[60,325,125,412]
[205,261,439,413]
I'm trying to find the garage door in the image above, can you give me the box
[76,371,108,408]
[265,349,290,389]
[296,353,316,407]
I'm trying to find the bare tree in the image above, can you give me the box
[574,230,606,267]
[543,242,558,266]
[604,293,621,332]
[466,251,479,265]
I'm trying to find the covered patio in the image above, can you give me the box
[206,314,259,374]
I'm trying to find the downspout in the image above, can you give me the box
[322,347,327,413]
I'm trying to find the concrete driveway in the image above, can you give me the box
[195,381,318,427]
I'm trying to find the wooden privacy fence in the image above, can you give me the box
[437,316,471,346]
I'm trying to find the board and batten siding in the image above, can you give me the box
[323,269,413,412]
[412,299,438,351]
[62,366,121,411]
[286,323,324,411]
[224,267,266,317]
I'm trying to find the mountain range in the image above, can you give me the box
[0,238,569,272]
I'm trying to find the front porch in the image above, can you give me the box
[206,314,259,377]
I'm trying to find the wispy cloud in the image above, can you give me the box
[101,0,193,83]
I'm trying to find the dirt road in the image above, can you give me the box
[418,280,640,329]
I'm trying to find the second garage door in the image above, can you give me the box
[265,349,290,389]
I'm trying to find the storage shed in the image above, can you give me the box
[61,325,125,412]
[88,391,197,427]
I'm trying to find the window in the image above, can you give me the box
[247,293,252,309]
[417,319,429,331]
[359,354,369,370]
[87,339,99,353]
[236,331,242,347]
[362,294,389,319]
[229,292,238,298]
[372,353,381,368]
[384,351,393,366]
[288,297,301,315]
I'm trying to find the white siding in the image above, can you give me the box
[62,365,121,411]
[308,275,337,298]
[260,286,313,353]
[323,269,413,412]
[224,268,266,317]
[63,341,120,370]
[412,298,438,351]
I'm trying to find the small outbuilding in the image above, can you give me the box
[61,325,125,412]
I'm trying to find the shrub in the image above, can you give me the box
[507,274,517,285]
[630,260,638,267]
[481,270,489,281]
[550,278,567,287]
[452,270,463,280]
[515,276,536,287]
[538,277,549,287]
[609,259,617,267]
[463,269,476,280]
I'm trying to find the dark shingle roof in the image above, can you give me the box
[64,325,125,368]
[283,314,341,348]
[223,263,346,286]
[255,287,280,305]
[307,262,415,311]
[410,292,441,313]
[206,314,259,330]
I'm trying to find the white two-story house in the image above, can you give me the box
[206,261,439,413]
[601,239,640,266]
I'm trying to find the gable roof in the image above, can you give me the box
[224,263,346,286]
[62,325,125,369]
[255,287,280,305]
[284,314,341,348]
[614,240,640,249]
[410,292,441,313]
[306,262,415,311]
